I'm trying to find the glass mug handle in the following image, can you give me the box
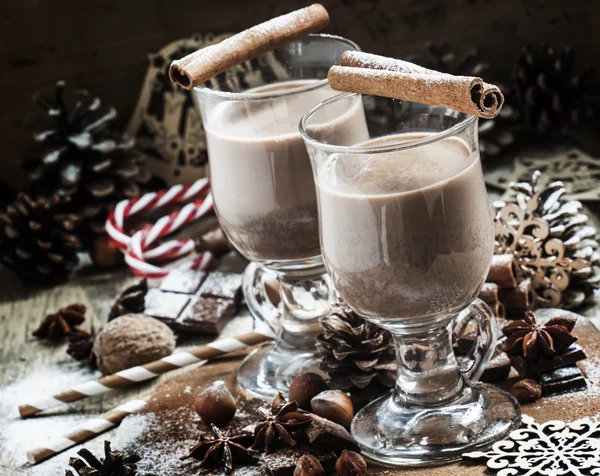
[453,298,497,380]
[242,263,282,336]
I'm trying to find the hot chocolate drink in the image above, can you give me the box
[205,80,368,263]
[316,133,493,320]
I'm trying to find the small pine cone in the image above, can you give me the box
[513,43,598,136]
[0,193,82,284]
[316,303,396,390]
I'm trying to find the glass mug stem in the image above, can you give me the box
[393,322,464,406]
[238,265,335,399]
[391,299,496,407]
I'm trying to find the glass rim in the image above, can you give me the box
[192,33,360,102]
[299,92,479,155]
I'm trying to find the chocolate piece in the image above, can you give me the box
[200,271,243,301]
[510,344,587,378]
[159,269,207,294]
[176,297,238,334]
[262,446,337,476]
[539,365,587,396]
[144,289,190,320]
[481,351,512,383]
[305,414,360,454]
[143,271,242,334]
[454,330,476,355]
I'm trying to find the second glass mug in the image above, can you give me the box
[300,93,521,466]
[193,34,361,398]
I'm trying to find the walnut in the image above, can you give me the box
[92,314,175,375]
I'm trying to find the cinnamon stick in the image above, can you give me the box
[478,282,499,306]
[329,51,504,119]
[169,4,330,89]
[487,254,518,288]
[501,279,533,314]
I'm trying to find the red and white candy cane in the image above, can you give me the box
[105,178,216,279]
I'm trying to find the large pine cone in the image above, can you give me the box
[0,193,82,284]
[316,303,396,390]
[22,81,155,247]
[513,43,597,135]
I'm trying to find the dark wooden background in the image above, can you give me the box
[1,0,599,189]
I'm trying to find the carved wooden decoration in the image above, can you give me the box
[487,149,600,202]
[494,171,599,309]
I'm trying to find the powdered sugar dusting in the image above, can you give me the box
[341,51,438,76]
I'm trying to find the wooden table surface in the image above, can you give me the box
[0,253,254,475]
[2,148,600,475]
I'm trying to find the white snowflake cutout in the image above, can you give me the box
[463,414,600,475]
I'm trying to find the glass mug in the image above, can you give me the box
[300,93,521,466]
[193,34,360,399]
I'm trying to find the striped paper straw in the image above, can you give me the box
[19,329,272,418]
[26,399,147,465]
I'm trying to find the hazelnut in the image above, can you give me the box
[92,314,175,375]
[195,380,237,427]
[336,450,367,476]
[294,453,325,476]
[289,373,329,410]
[510,379,542,404]
[90,235,124,268]
[310,390,354,429]
[195,226,232,257]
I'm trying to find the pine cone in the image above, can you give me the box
[66,441,141,476]
[316,303,395,390]
[409,42,520,158]
[22,81,156,248]
[513,43,598,135]
[0,193,82,284]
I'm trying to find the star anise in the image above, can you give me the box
[251,392,312,454]
[67,327,99,366]
[33,303,86,341]
[181,424,255,474]
[66,440,140,475]
[109,279,148,321]
[503,311,577,362]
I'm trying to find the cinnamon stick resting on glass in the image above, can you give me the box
[169,4,330,89]
[328,51,504,119]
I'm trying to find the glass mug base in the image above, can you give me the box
[352,382,521,467]
[240,262,336,399]
[237,342,324,399]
